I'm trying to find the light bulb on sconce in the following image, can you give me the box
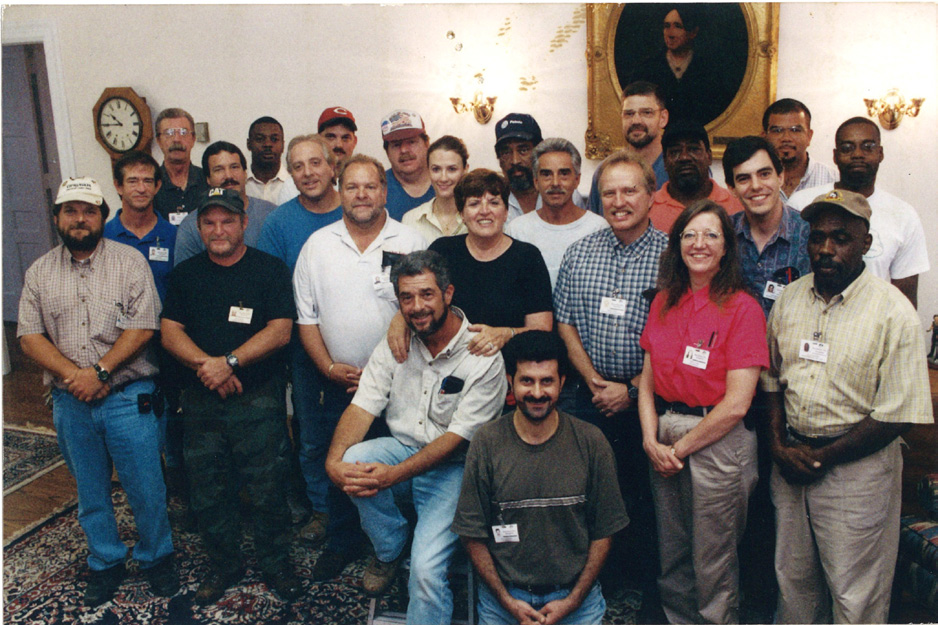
[864,88,925,130]
[450,93,498,124]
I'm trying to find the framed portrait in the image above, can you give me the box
[586,3,779,159]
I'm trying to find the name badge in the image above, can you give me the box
[373,269,391,290]
[149,246,170,262]
[492,524,519,543]
[229,306,254,324]
[600,296,626,317]
[799,340,829,363]
[682,346,710,370]
[169,212,188,226]
[116,312,128,329]
[763,280,785,301]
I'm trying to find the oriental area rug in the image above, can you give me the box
[3,426,64,496]
[3,486,641,624]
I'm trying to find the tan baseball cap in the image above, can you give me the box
[54,177,104,206]
[801,189,871,225]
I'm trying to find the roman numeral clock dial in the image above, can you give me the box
[93,87,153,161]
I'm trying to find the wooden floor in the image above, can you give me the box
[3,321,937,621]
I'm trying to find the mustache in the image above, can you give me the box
[628,123,648,134]
[221,178,239,187]
[169,144,186,152]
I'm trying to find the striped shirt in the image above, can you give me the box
[554,226,667,381]
[17,239,160,389]
[761,268,933,436]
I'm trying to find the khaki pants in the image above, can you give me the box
[772,437,902,624]
[651,412,757,624]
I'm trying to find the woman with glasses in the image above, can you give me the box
[637,199,768,624]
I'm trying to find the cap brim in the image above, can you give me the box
[384,128,423,143]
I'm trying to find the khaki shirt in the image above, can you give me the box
[761,267,933,437]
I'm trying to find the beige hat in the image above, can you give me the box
[54,177,104,206]
[801,189,871,224]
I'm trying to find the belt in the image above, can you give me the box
[110,376,155,394]
[655,395,712,417]
[511,581,575,596]
[787,426,843,449]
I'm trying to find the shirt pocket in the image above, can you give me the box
[90,298,124,345]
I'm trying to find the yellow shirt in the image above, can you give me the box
[761,267,933,437]
[401,199,467,243]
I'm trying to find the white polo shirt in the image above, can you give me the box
[352,308,508,448]
[246,164,291,206]
[293,212,427,368]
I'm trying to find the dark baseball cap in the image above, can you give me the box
[494,113,543,149]
[661,119,710,152]
[197,188,245,215]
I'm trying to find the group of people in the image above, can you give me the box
[16,77,932,625]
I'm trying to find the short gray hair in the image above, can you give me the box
[155,107,194,134]
[391,250,452,296]
[286,134,336,170]
[532,137,582,176]
[595,148,656,195]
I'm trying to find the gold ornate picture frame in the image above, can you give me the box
[586,3,779,159]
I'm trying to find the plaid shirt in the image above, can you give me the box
[554,226,667,381]
[733,205,811,318]
[761,268,933,437]
[17,239,160,389]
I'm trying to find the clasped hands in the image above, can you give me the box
[195,355,242,399]
[327,459,398,498]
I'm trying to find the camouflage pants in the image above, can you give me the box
[181,375,292,575]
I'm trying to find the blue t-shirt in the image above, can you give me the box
[103,209,177,302]
[255,197,344,272]
[385,168,434,222]
[173,196,277,266]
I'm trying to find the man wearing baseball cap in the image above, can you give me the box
[494,112,587,221]
[762,188,933,623]
[381,109,434,221]
[18,177,177,606]
[161,187,302,604]
[319,106,358,170]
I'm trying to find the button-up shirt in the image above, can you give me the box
[761,268,933,437]
[779,155,837,204]
[401,199,468,243]
[103,209,177,302]
[246,164,290,205]
[17,239,160,389]
[554,226,667,381]
[352,308,508,449]
[732,205,811,318]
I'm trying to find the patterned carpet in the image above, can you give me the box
[3,426,64,495]
[3,486,641,624]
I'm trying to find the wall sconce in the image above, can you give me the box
[451,92,497,124]
[864,88,925,130]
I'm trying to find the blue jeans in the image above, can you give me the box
[52,379,173,571]
[344,437,464,625]
[476,580,606,625]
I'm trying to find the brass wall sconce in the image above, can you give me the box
[864,88,925,130]
[451,93,497,124]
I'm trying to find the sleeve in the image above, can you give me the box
[552,244,578,325]
[445,355,509,441]
[264,256,297,321]
[888,210,930,279]
[256,216,284,264]
[870,302,934,425]
[292,237,320,325]
[587,168,603,215]
[172,214,203,267]
[16,262,46,336]
[160,264,188,324]
[350,339,397,418]
[122,252,161,330]
[451,430,494,539]
[724,293,769,371]
[521,244,553,316]
[586,432,630,539]
[760,303,783,392]
[639,293,665,352]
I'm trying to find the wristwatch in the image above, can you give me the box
[93,363,110,383]
[225,352,240,371]
[626,382,639,400]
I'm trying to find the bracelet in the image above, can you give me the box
[328,362,336,377]
[509,328,516,338]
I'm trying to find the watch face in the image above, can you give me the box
[98,97,142,153]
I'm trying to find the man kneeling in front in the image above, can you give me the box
[453,331,628,625]
[325,250,507,624]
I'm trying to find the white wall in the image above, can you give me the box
[3,3,936,326]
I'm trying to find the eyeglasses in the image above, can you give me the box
[836,141,879,154]
[767,125,807,136]
[159,128,192,138]
[680,229,723,243]
[622,108,660,120]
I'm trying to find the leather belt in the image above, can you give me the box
[787,426,843,448]
[511,581,576,596]
[655,395,712,417]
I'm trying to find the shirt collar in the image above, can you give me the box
[412,307,469,362]
[810,265,870,307]
[247,163,289,184]
[734,204,796,247]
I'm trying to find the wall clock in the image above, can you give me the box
[92,87,153,160]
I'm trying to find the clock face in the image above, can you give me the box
[98,97,142,153]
